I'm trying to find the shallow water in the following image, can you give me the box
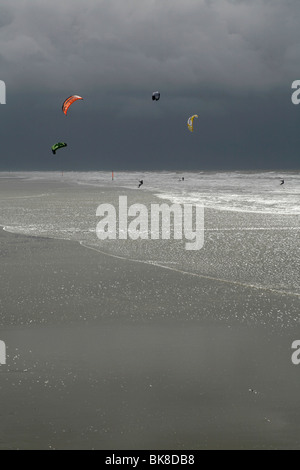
[0,172,299,302]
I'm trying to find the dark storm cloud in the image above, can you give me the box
[2,0,300,93]
[0,0,300,169]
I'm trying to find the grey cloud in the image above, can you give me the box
[1,0,300,94]
[0,5,13,28]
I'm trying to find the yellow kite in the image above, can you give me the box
[187,114,198,132]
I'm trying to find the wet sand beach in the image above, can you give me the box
[0,174,299,450]
[0,228,300,449]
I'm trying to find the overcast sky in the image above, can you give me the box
[0,0,299,171]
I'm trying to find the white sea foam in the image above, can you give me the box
[3,170,299,215]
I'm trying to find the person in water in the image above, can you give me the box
[138,180,144,188]
[280,179,285,185]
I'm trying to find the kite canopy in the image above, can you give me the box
[152,91,160,101]
[62,95,83,115]
[187,114,198,132]
[51,142,67,155]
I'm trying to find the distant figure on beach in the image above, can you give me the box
[138,180,144,188]
[178,177,185,182]
[280,179,285,185]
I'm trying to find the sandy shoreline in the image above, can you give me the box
[0,226,300,449]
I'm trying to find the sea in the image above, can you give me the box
[0,170,299,308]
